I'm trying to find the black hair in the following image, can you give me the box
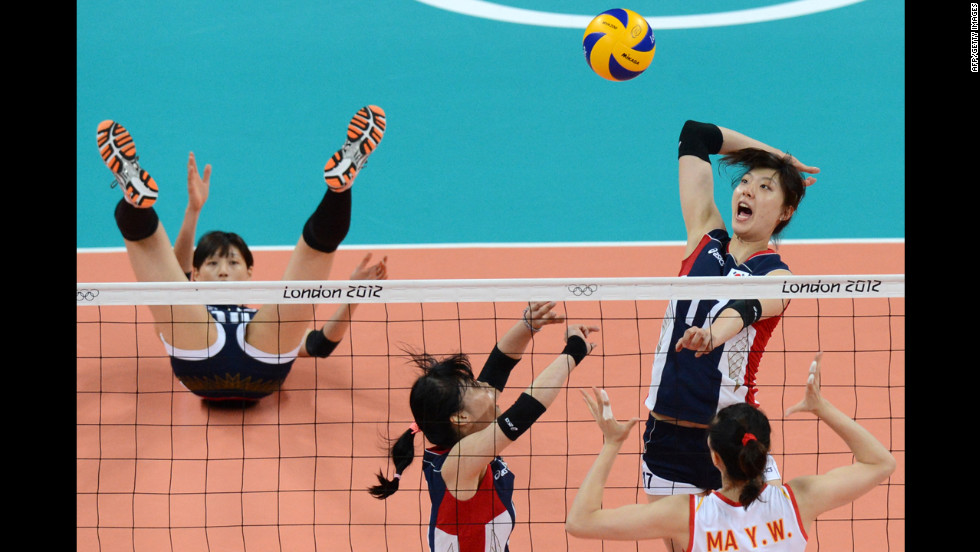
[368,351,475,499]
[720,148,807,239]
[708,402,772,509]
[192,230,254,269]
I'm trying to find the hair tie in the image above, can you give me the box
[409,422,420,435]
[393,473,402,480]
[741,432,757,446]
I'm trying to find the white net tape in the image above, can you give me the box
[77,274,904,306]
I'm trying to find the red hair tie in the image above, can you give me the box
[741,432,757,446]
[409,422,421,435]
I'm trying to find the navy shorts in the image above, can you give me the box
[641,413,722,493]
[163,319,299,401]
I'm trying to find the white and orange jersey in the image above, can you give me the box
[688,484,807,552]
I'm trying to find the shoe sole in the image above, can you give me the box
[97,120,159,208]
[324,106,386,191]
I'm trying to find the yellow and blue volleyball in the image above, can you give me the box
[582,8,655,81]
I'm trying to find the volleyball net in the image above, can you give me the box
[76,275,904,552]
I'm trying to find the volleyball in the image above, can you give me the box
[582,8,655,81]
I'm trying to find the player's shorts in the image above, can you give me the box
[640,413,781,495]
[161,319,302,401]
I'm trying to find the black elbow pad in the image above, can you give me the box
[305,331,340,358]
[497,393,547,441]
[678,120,723,162]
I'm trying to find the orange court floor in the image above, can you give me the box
[76,241,905,552]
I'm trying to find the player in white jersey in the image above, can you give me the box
[565,353,896,551]
[688,483,805,551]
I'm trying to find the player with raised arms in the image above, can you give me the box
[566,352,896,551]
[639,119,819,550]
[174,151,387,363]
[97,105,388,403]
[368,301,598,552]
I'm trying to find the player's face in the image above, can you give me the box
[192,247,253,281]
[731,168,791,241]
[458,380,499,434]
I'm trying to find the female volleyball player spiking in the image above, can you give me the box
[640,119,819,550]
[96,106,389,404]
[368,301,599,552]
[566,353,896,551]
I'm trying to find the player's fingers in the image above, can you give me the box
[676,332,694,351]
[624,418,641,433]
[579,389,599,419]
[358,253,373,269]
[784,402,804,417]
[598,389,614,421]
[533,304,558,321]
[529,301,553,316]
[540,312,565,326]
[808,352,822,387]
[537,300,557,312]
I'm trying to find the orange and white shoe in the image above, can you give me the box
[97,120,159,208]
[323,105,386,192]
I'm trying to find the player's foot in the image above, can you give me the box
[323,105,386,192]
[97,120,159,208]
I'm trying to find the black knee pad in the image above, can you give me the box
[114,199,159,241]
[301,190,351,253]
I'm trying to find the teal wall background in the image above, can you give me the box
[77,1,904,249]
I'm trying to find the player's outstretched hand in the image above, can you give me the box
[674,326,716,357]
[187,152,211,211]
[785,352,827,417]
[581,387,640,445]
[786,154,819,187]
[523,301,565,332]
[351,253,388,281]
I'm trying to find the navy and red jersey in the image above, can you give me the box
[645,229,789,425]
[422,448,516,552]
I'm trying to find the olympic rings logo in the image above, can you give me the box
[567,284,598,297]
[413,0,866,29]
[77,289,100,301]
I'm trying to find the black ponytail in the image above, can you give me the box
[735,431,769,508]
[708,403,772,510]
[369,350,477,499]
[368,428,418,499]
